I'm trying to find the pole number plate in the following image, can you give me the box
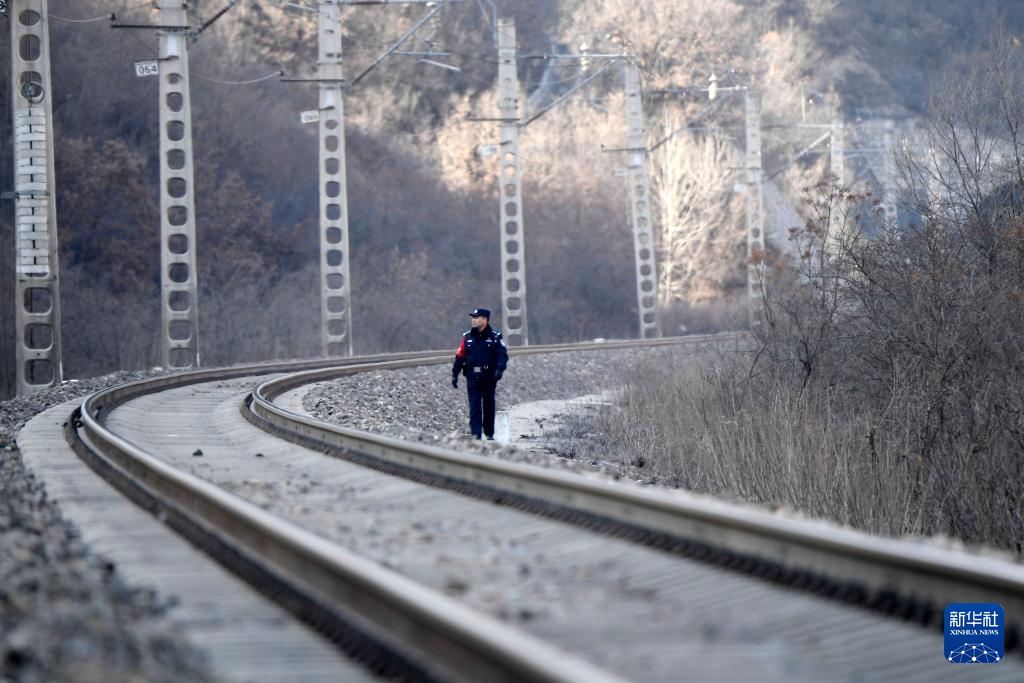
[135,61,160,78]
[300,110,321,124]
[0,2,7,15]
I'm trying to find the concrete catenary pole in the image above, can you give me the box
[828,118,845,253]
[10,0,63,396]
[496,17,527,346]
[881,119,898,224]
[622,61,659,339]
[830,119,845,188]
[307,0,450,355]
[743,88,765,306]
[158,0,201,368]
[317,0,353,357]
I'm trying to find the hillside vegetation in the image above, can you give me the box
[1,0,1022,393]
[594,36,1024,551]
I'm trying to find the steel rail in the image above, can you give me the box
[247,338,1024,648]
[72,397,624,683]
[255,334,728,403]
[84,349,448,417]
[71,342,714,683]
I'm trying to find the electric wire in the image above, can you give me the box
[191,70,283,86]
[123,26,156,55]
[50,0,152,24]
[519,67,613,88]
[115,0,153,9]
[79,2,618,142]
[109,10,281,88]
[50,13,115,24]
[375,121,454,138]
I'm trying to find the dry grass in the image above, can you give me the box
[593,42,1024,555]
[596,346,1023,554]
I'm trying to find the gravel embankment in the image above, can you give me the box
[0,371,216,683]
[302,345,1024,561]
[302,345,692,482]
[0,348,671,683]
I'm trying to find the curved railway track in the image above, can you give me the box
[58,336,1024,682]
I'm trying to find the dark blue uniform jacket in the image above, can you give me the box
[452,325,509,381]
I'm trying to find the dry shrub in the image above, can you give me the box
[602,188,1024,551]
[600,351,934,538]
[602,336,1023,552]
[600,38,1024,553]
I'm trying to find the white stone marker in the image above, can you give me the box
[495,410,510,445]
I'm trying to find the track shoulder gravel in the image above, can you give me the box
[150,375,1019,682]
[1,371,214,683]
[300,346,683,482]
[18,395,381,683]
[301,345,1024,563]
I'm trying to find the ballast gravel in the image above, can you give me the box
[0,370,215,683]
[0,347,683,683]
[302,345,700,483]
[302,344,1023,563]
[3,342,1002,683]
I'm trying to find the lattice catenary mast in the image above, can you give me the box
[828,117,845,253]
[9,0,63,396]
[496,17,527,346]
[830,118,845,188]
[881,119,898,224]
[316,0,353,357]
[304,0,448,357]
[622,61,659,339]
[743,88,765,306]
[157,0,201,369]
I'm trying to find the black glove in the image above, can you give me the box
[494,372,503,383]
[452,376,458,388]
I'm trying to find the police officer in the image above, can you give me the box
[452,308,508,439]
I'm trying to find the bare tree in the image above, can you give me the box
[743,35,1024,548]
[556,0,746,88]
[649,120,738,305]
[898,33,1024,258]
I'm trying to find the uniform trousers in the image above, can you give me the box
[466,376,496,438]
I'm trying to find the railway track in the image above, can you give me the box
[55,336,1024,681]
